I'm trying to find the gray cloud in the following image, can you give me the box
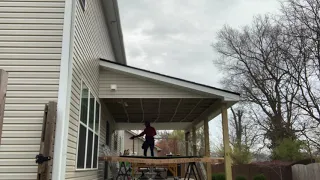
[118,0,279,86]
[118,0,280,142]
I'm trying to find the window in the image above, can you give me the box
[79,0,86,11]
[76,82,100,170]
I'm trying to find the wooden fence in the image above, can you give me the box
[292,163,320,180]
[212,163,292,180]
[212,161,320,180]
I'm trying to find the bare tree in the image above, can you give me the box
[230,104,259,149]
[277,0,320,150]
[210,103,261,163]
[278,0,320,123]
[228,104,262,163]
[213,15,304,151]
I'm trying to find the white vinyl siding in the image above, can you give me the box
[99,69,209,98]
[0,0,64,179]
[66,0,116,179]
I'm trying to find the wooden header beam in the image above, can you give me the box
[116,122,192,130]
[99,156,224,165]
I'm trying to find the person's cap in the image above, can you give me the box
[144,121,150,125]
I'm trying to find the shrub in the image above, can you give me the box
[235,175,247,180]
[212,173,225,180]
[231,144,252,164]
[253,174,267,180]
[272,138,305,161]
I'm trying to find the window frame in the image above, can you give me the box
[75,80,101,171]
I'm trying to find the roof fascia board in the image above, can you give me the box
[100,60,240,101]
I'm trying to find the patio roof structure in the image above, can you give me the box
[99,59,240,129]
[99,59,239,180]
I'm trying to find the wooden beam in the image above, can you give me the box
[221,103,232,180]
[204,118,212,180]
[37,101,57,180]
[192,126,197,156]
[116,122,192,130]
[0,69,8,144]
[187,99,222,130]
[99,156,224,164]
[170,98,182,122]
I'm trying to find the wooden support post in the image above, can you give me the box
[181,131,189,177]
[0,69,8,144]
[204,118,212,180]
[192,126,197,156]
[37,101,57,180]
[185,131,190,156]
[222,103,232,180]
[132,138,135,155]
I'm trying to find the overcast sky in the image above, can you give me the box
[118,0,280,146]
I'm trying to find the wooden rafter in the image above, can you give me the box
[154,99,161,122]
[180,98,203,122]
[140,98,144,123]
[121,99,130,122]
[170,98,182,122]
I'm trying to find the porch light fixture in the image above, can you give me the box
[110,84,117,91]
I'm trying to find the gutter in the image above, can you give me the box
[111,0,127,65]
[102,0,127,65]
[52,0,76,179]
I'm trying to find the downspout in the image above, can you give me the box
[52,0,76,179]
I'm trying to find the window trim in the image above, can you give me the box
[75,80,101,171]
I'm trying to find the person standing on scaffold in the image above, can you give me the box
[129,121,156,157]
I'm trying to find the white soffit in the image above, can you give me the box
[100,59,240,101]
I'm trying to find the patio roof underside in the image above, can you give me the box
[102,98,220,130]
[99,59,240,130]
